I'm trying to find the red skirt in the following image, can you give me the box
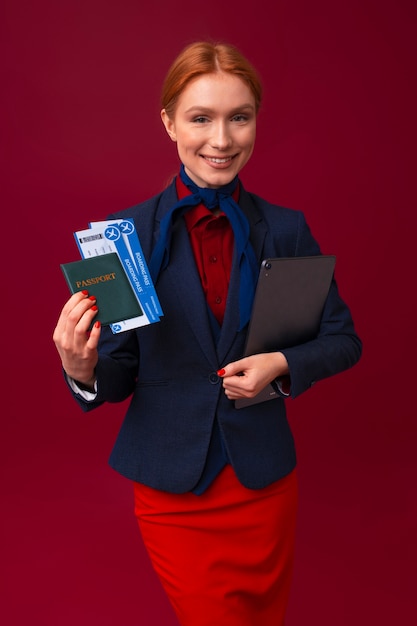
[133,466,298,626]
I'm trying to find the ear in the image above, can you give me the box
[161,109,177,142]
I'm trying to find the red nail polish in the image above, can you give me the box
[89,296,96,301]
[94,320,101,329]
[217,368,226,377]
[82,290,89,296]
[91,305,98,311]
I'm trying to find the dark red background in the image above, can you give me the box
[1,1,416,624]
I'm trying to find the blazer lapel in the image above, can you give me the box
[216,185,268,363]
[164,218,219,366]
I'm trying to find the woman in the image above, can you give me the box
[53,41,362,626]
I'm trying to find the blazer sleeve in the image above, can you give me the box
[66,324,140,412]
[281,280,362,398]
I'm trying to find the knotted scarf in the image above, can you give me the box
[149,164,258,330]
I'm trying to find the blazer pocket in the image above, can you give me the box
[136,379,169,388]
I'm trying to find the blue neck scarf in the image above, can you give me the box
[149,164,258,330]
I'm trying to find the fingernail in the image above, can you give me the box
[217,368,226,377]
[91,305,98,311]
[89,296,96,301]
[82,290,89,296]
[94,320,101,329]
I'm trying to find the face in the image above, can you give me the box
[161,72,257,188]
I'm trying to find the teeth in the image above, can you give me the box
[206,157,231,164]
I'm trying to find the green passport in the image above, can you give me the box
[60,253,143,326]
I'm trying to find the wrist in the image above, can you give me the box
[67,371,96,391]
[272,351,289,378]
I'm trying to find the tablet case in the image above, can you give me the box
[235,255,336,409]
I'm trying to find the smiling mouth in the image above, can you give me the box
[202,155,236,164]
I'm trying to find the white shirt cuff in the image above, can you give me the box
[66,375,98,401]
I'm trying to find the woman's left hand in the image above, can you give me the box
[218,352,289,400]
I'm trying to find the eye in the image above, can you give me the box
[193,116,209,124]
[231,113,250,123]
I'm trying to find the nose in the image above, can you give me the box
[210,121,232,150]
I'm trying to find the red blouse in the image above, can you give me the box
[176,174,238,326]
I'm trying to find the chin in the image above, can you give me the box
[201,170,238,188]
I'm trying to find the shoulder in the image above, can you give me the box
[110,179,178,221]
[105,180,178,257]
[240,184,321,256]
[240,185,307,228]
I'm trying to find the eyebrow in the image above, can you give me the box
[184,104,255,115]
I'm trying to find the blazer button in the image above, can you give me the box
[209,372,220,384]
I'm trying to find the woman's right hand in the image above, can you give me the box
[53,291,101,388]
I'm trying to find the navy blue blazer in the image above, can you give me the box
[71,178,362,493]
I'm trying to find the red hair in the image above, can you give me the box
[161,41,263,117]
